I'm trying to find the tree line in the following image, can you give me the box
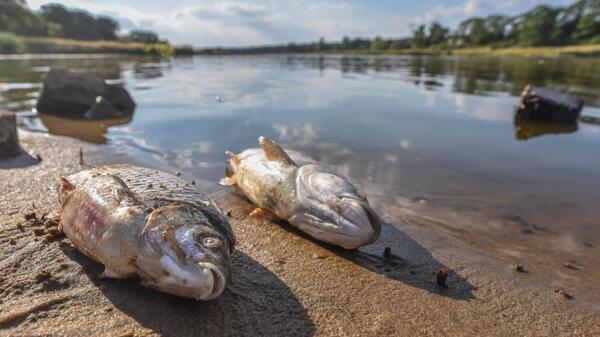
[0,0,164,43]
[199,0,600,54]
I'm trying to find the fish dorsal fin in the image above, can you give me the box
[259,136,296,166]
[110,174,139,205]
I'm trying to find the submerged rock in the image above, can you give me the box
[36,69,136,119]
[516,85,583,123]
[0,112,20,158]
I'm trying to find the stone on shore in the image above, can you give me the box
[516,85,583,123]
[36,69,136,119]
[0,112,20,158]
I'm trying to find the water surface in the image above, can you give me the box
[2,54,600,261]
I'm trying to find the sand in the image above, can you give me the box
[1,130,599,337]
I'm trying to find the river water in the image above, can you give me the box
[2,53,600,264]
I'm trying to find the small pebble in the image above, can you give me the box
[554,289,573,299]
[191,180,196,185]
[175,172,181,176]
[383,247,391,259]
[9,238,17,245]
[436,267,449,288]
[44,219,59,228]
[563,261,581,270]
[512,264,525,272]
[311,253,326,260]
[36,270,52,282]
[32,227,45,236]
[24,212,37,221]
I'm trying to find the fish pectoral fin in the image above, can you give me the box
[219,176,237,186]
[57,177,75,206]
[249,207,270,219]
[225,150,241,166]
[259,136,296,166]
[110,175,139,205]
[99,268,127,279]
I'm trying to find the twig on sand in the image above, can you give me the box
[79,147,85,166]
[0,295,71,326]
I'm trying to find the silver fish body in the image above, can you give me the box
[223,137,381,249]
[57,165,235,300]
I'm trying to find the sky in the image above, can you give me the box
[27,0,575,47]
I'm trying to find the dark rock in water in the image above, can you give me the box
[83,97,123,120]
[516,85,583,123]
[0,112,20,158]
[36,69,136,119]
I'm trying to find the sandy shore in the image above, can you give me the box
[1,130,599,336]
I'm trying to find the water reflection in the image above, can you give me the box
[283,55,600,107]
[2,54,600,265]
[514,117,578,140]
[39,113,132,144]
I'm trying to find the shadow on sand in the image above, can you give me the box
[60,246,315,337]
[0,150,40,169]
[220,188,477,302]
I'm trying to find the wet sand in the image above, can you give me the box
[1,130,599,336]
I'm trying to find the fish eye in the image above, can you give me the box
[202,237,221,248]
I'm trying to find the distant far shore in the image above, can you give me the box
[195,44,600,57]
[2,36,600,57]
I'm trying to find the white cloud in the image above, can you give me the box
[26,0,569,47]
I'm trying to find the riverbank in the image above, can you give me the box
[3,34,600,58]
[0,34,176,56]
[1,129,598,336]
[194,44,600,57]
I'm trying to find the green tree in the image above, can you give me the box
[517,5,558,46]
[40,4,119,40]
[427,22,449,46]
[552,1,584,44]
[412,25,426,48]
[0,0,52,36]
[96,17,119,40]
[341,36,351,50]
[484,15,508,43]
[314,37,325,52]
[122,30,159,43]
[457,18,489,45]
[370,36,385,52]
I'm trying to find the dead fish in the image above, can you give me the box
[221,136,381,249]
[56,165,235,300]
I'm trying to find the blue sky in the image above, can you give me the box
[27,0,574,47]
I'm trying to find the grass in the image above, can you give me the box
[0,32,24,53]
[449,44,600,57]
[3,34,600,57]
[0,35,174,56]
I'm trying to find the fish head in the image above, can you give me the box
[291,164,381,249]
[137,203,234,300]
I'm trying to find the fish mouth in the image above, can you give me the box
[289,198,381,249]
[198,262,226,300]
[340,197,382,244]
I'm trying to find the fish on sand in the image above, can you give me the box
[56,165,235,300]
[222,136,381,249]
